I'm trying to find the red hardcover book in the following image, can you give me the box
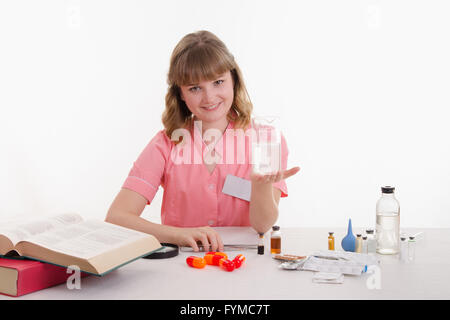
[0,257,85,297]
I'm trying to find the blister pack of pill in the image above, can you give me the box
[278,250,379,276]
[311,250,379,266]
[301,255,365,275]
[312,272,344,284]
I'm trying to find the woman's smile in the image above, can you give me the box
[202,101,222,111]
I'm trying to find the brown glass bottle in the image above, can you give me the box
[270,226,281,254]
[328,232,335,250]
[258,233,264,255]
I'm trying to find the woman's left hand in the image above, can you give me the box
[250,166,300,185]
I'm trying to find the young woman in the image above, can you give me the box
[105,30,300,252]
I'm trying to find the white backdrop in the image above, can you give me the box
[1,0,449,229]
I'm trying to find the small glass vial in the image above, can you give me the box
[362,236,368,254]
[270,226,281,254]
[399,236,408,262]
[258,233,264,255]
[408,236,416,262]
[366,228,377,255]
[355,234,362,253]
[328,232,335,250]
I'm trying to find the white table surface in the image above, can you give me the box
[2,227,450,300]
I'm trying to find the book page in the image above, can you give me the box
[0,212,83,246]
[22,220,151,260]
[212,227,259,245]
[180,227,260,251]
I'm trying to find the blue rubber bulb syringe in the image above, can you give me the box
[341,218,356,252]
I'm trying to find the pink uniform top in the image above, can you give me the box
[122,121,289,228]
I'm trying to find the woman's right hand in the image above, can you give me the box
[106,189,224,252]
[172,226,224,252]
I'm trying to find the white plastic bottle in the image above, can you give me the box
[376,186,400,254]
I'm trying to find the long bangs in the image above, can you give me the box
[174,44,234,86]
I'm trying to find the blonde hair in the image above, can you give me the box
[162,30,253,140]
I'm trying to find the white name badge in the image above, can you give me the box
[222,174,252,202]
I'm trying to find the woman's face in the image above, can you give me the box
[179,70,234,126]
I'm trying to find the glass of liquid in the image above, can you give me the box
[250,116,281,175]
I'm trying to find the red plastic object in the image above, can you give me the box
[219,259,235,272]
[233,254,246,268]
[186,256,206,269]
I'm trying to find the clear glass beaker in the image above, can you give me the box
[250,116,282,175]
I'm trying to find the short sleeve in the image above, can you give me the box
[272,133,289,197]
[122,130,172,204]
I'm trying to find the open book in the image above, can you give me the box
[0,213,162,276]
